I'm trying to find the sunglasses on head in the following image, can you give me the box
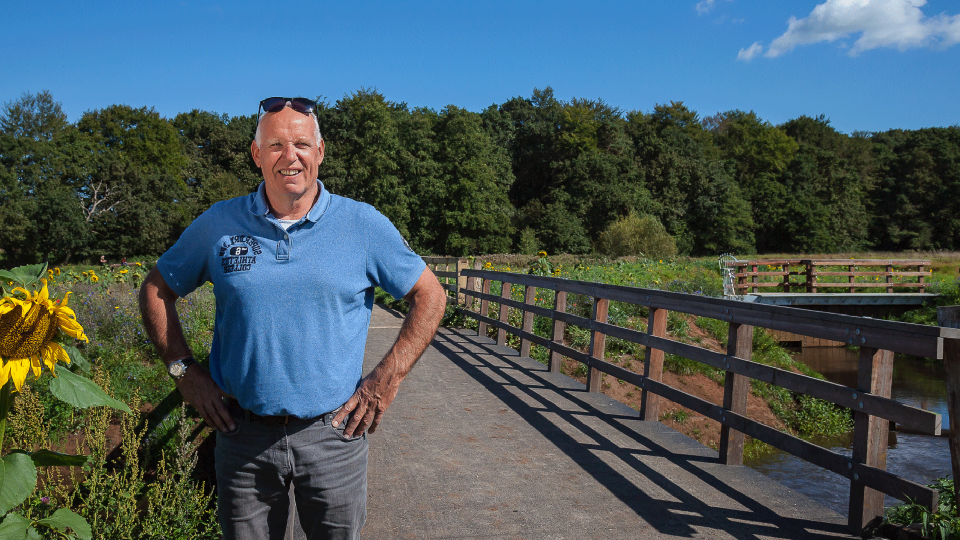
[258,97,317,116]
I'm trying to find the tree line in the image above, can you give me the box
[1,88,958,264]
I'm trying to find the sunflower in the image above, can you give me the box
[0,280,87,391]
[537,251,548,258]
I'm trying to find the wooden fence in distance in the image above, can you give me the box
[424,258,959,536]
[727,259,931,294]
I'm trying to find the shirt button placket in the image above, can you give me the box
[277,231,291,261]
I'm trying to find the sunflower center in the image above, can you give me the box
[0,302,57,358]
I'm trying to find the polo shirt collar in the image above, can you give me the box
[250,180,330,223]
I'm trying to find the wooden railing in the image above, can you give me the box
[726,259,932,294]
[431,262,958,536]
[423,257,468,304]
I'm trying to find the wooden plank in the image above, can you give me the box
[432,270,458,279]
[550,291,567,373]
[497,281,512,347]
[940,300,960,510]
[640,307,668,421]
[477,279,491,338]
[422,256,461,264]
[456,258,469,305]
[587,298,609,393]
[519,285,536,358]
[849,347,895,534]
[805,259,930,266]
[460,270,954,356]
[946,338,960,510]
[720,323,753,465]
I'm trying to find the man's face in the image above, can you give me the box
[250,107,324,202]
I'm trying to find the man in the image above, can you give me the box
[139,97,446,539]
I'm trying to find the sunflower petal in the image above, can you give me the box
[7,358,31,392]
[30,354,43,378]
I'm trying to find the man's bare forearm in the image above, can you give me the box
[138,268,192,363]
[379,274,446,377]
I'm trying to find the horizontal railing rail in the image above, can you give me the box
[439,264,958,536]
[726,259,932,294]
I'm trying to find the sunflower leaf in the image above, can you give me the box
[0,453,37,514]
[48,369,131,413]
[36,509,92,540]
[8,449,88,468]
[0,512,34,539]
[61,344,91,374]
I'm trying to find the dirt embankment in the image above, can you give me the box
[562,315,786,450]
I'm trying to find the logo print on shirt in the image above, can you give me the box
[218,235,263,274]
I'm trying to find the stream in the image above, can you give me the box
[744,346,951,515]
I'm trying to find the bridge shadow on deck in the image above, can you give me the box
[363,308,854,539]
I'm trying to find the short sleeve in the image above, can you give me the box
[364,207,426,300]
[156,211,214,298]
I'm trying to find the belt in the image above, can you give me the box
[224,397,338,426]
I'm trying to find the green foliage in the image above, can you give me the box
[885,478,959,540]
[517,227,538,256]
[3,89,960,261]
[597,213,677,259]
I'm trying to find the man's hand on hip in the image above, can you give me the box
[333,363,401,438]
[176,366,235,433]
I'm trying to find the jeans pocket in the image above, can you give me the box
[218,419,244,438]
[331,418,365,442]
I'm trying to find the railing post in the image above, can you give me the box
[549,291,567,373]
[456,258,468,306]
[782,263,790,293]
[938,308,960,508]
[478,278,491,338]
[465,260,480,313]
[919,262,926,293]
[807,262,817,293]
[751,263,758,293]
[586,297,609,393]
[640,307,668,421]
[849,264,856,293]
[519,285,536,358]
[720,322,754,465]
[848,346,894,534]
[497,281,512,347]
[886,264,894,294]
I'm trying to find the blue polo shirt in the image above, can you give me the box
[156,181,426,417]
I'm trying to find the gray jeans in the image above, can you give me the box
[215,411,368,540]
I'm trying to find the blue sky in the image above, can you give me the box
[2,0,958,134]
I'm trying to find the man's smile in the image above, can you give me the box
[279,169,301,176]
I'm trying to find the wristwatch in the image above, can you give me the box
[167,357,196,380]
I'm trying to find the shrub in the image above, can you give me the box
[597,213,677,260]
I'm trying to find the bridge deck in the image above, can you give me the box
[335,305,856,539]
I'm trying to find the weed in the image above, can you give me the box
[885,478,958,539]
[662,410,690,423]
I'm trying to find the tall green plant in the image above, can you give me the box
[0,264,130,539]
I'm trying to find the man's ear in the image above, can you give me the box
[251,139,261,167]
[318,139,325,165]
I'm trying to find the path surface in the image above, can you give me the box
[295,305,857,539]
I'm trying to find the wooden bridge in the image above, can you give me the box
[725,259,935,320]
[399,257,960,538]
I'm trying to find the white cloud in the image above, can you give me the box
[737,41,764,61]
[763,0,960,58]
[696,0,716,15]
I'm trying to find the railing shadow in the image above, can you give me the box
[430,325,853,539]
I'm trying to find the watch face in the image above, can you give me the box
[169,362,186,378]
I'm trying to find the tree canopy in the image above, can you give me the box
[1,89,957,264]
